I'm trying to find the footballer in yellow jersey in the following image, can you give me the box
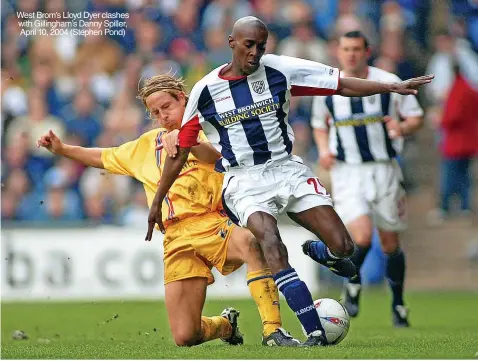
[37,75,299,347]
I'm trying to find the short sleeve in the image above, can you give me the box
[101,137,147,177]
[264,55,339,96]
[397,94,424,118]
[310,96,330,129]
[179,83,204,147]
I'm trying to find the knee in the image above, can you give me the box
[241,231,260,255]
[381,239,400,255]
[379,232,400,255]
[173,328,200,347]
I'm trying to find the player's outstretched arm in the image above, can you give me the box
[37,130,104,169]
[146,147,190,240]
[337,74,435,97]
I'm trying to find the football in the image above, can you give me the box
[303,298,350,345]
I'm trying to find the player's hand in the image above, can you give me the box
[36,130,63,154]
[391,74,434,95]
[157,130,180,158]
[319,152,335,171]
[146,199,164,241]
[383,116,402,139]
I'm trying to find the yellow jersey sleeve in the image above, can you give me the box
[101,130,162,177]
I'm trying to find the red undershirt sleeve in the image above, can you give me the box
[178,115,202,148]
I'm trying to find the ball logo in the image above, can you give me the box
[322,316,348,328]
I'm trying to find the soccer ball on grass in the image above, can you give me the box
[302,298,350,345]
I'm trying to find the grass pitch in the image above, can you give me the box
[2,289,477,359]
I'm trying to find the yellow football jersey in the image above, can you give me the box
[101,128,225,228]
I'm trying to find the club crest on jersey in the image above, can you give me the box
[368,96,376,104]
[251,80,266,94]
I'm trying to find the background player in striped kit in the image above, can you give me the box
[308,31,425,327]
[146,17,433,345]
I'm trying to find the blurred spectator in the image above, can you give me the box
[265,31,279,54]
[80,168,131,224]
[29,62,67,116]
[426,30,478,106]
[16,181,83,222]
[2,0,474,228]
[59,88,103,147]
[204,27,231,68]
[428,63,478,224]
[451,0,478,50]
[6,89,65,159]
[1,192,19,221]
[202,0,252,31]
[103,91,143,142]
[163,1,204,51]
[277,18,329,64]
[4,168,31,200]
[252,0,290,39]
[330,0,378,49]
[133,18,164,62]
[74,62,115,105]
[75,23,124,75]
[119,186,150,226]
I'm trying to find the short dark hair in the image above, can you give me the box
[341,30,369,48]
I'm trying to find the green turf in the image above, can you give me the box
[1,289,478,359]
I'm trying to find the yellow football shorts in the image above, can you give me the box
[163,211,242,285]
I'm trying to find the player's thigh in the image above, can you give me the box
[346,214,374,247]
[284,160,354,256]
[222,171,280,227]
[373,161,407,233]
[226,225,266,272]
[329,162,371,225]
[165,277,208,346]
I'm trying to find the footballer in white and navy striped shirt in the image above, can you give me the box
[310,30,425,328]
[147,17,434,346]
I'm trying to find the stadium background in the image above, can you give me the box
[1,0,478,357]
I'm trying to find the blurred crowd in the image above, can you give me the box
[2,0,477,225]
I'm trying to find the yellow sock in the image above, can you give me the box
[198,316,232,343]
[247,268,282,337]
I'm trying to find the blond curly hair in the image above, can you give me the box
[137,74,189,118]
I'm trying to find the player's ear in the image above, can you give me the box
[228,35,234,49]
[178,91,186,107]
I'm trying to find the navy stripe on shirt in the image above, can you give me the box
[350,97,374,162]
[198,85,238,167]
[264,66,293,154]
[325,96,345,161]
[228,78,271,165]
[380,93,396,159]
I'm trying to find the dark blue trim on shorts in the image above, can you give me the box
[221,176,240,226]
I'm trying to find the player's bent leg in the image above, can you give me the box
[247,212,327,346]
[165,277,208,346]
[289,206,354,258]
[165,277,235,346]
[378,229,409,328]
[342,215,374,317]
[225,226,299,346]
[288,206,356,279]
